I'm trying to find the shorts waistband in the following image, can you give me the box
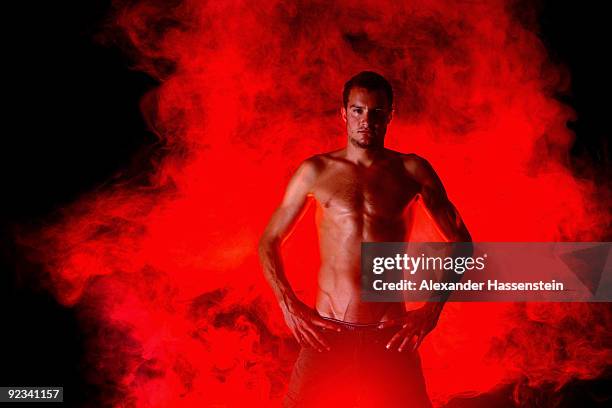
[321,316,394,331]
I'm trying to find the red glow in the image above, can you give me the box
[21,0,610,406]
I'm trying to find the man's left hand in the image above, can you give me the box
[378,303,444,352]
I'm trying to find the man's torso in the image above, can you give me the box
[307,149,421,323]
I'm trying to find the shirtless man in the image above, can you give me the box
[259,71,472,407]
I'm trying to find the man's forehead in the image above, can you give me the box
[347,87,390,108]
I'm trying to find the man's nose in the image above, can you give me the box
[359,111,374,126]
[364,112,376,126]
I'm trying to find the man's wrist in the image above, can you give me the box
[423,302,444,316]
[278,291,299,312]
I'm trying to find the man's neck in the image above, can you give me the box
[345,142,385,167]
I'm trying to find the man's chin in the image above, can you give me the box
[350,137,377,150]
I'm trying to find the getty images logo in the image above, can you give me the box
[372,253,488,275]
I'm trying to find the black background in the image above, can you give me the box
[2,1,610,406]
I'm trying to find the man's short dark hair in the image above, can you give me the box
[342,71,393,108]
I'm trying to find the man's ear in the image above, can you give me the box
[341,106,347,123]
[387,106,394,124]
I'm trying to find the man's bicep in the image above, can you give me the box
[406,155,447,208]
[407,155,470,242]
[261,160,318,242]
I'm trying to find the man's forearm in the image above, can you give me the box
[258,238,299,308]
[429,237,473,306]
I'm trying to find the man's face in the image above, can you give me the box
[342,87,392,150]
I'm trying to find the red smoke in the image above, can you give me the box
[21,0,611,406]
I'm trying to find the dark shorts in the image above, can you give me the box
[284,318,433,408]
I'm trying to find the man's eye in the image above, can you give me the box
[353,109,363,114]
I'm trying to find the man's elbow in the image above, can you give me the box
[444,223,471,243]
[458,229,473,256]
[257,237,269,257]
[455,228,472,251]
[258,234,280,256]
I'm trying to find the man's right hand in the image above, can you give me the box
[280,298,342,352]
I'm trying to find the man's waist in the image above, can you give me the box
[320,316,400,331]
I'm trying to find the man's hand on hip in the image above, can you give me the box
[378,303,444,352]
[280,298,342,352]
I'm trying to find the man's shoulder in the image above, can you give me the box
[299,154,325,173]
[384,150,431,173]
[300,149,344,171]
[294,152,335,184]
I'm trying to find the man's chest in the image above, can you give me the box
[311,165,419,215]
